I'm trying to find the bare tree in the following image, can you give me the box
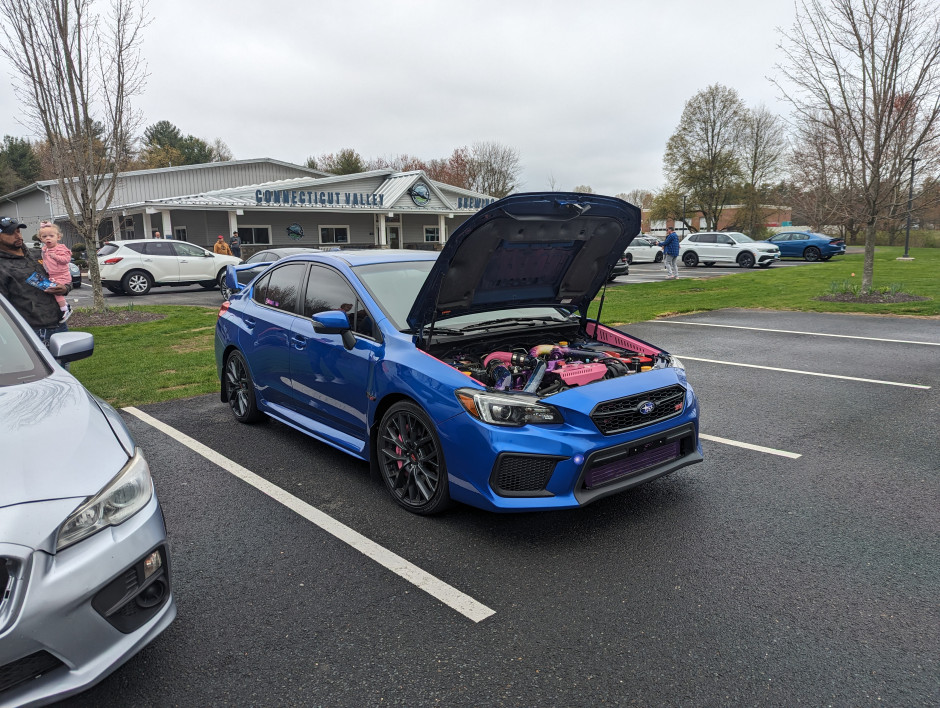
[572,185,594,193]
[775,0,940,290]
[467,140,521,198]
[0,0,148,311]
[616,189,655,210]
[738,106,788,236]
[664,84,747,230]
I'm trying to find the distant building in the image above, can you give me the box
[0,158,496,258]
[642,205,793,236]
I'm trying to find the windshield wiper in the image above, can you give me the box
[459,317,569,333]
[406,326,465,337]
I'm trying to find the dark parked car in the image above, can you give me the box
[762,231,846,261]
[608,253,630,281]
[69,259,82,288]
[221,247,320,299]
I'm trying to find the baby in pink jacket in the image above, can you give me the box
[38,221,73,322]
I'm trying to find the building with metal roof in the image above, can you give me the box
[0,158,496,258]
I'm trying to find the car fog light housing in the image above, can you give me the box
[143,549,163,579]
[455,388,563,427]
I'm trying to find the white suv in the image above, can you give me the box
[679,231,780,269]
[97,239,242,295]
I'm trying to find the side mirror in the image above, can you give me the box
[49,331,94,363]
[312,310,356,350]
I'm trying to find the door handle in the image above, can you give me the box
[291,334,307,350]
[244,317,255,328]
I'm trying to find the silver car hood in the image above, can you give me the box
[0,371,131,508]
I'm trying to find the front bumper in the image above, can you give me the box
[436,386,702,512]
[757,252,781,263]
[0,495,175,707]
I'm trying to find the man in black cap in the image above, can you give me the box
[0,216,72,345]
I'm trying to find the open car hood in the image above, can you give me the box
[406,192,640,331]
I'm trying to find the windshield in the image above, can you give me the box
[0,302,50,386]
[354,260,577,331]
[354,260,436,330]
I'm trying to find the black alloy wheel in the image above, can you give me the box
[625,253,633,265]
[378,402,450,514]
[225,351,265,423]
[804,246,821,261]
[737,252,756,268]
[682,252,699,267]
[654,252,663,263]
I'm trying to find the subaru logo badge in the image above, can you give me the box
[638,401,655,415]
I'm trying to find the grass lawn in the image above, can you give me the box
[70,248,937,407]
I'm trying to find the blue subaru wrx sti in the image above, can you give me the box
[215,193,702,514]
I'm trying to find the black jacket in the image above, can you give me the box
[0,247,67,328]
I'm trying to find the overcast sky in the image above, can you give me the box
[0,0,800,196]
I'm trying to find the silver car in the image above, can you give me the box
[0,296,175,705]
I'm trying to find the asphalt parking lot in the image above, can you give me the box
[58,307,938,707]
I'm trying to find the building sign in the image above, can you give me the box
[408,183,430,206]
[255,189,385,207]
[457,197,496,209]
[287,223,304,240]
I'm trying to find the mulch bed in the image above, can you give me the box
[69,310,167,327]
[814,293,930,304]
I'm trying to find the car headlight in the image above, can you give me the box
[669,356,685,370]
[56,450,153,551]
[455,388,563,427]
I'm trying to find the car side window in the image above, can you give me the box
[125,242,147,254]
[173,242,207,257]
[144,242,175,257]
[304,265,378,340]
[795,234,809,240]
[700,234,717,244]
[773,234,791,241]
[717,235,733,245]
[256,263,306,314]
[251,272,271,306]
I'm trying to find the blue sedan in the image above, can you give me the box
[215,193,702,514]
[763,231,846,261]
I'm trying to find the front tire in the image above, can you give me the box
[121,270,152,296]
[654,252,663,263]
[737,252,756,268]
[377,401,450,515]
[224,351,265,423]
[625,253,633,265]
[682,252,699,267]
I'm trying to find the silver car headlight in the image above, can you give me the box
[455,388,563,426]
[56,450,153,551]
[670,356,685,370]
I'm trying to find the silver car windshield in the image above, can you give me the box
[0,303,51,386]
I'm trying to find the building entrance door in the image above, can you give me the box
[387,225,400,249]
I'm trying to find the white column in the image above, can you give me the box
[228,211,239,237]
[438,214,446,244]
[111,215,121,241]
[378,213,387,248]
[142,210,153,238]
[160,210,173,239]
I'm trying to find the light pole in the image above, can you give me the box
[902,156,918,259]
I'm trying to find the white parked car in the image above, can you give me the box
[678,231,780,269]
[97,239,242,295]
[624,236,664,264]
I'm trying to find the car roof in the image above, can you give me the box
[282,249,439,267]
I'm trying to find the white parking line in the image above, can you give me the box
[124,407,496,624]
[699,433,801,459]
[653,320,940,346]
[673,355,931,389]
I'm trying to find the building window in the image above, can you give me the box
[424,226,440,242]
[121,217,135,240]
[320,226,349,245]
[174,226,187,241]
[238,226,271,245]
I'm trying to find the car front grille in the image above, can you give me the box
[490,454,560,497]
[591,384,686,435]
[0,651,64,696]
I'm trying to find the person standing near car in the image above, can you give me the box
[659,226,681,280]
[214,235,233,256]
[229,231,242,259]
[0,216,71,345]
[37,221,73,323]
